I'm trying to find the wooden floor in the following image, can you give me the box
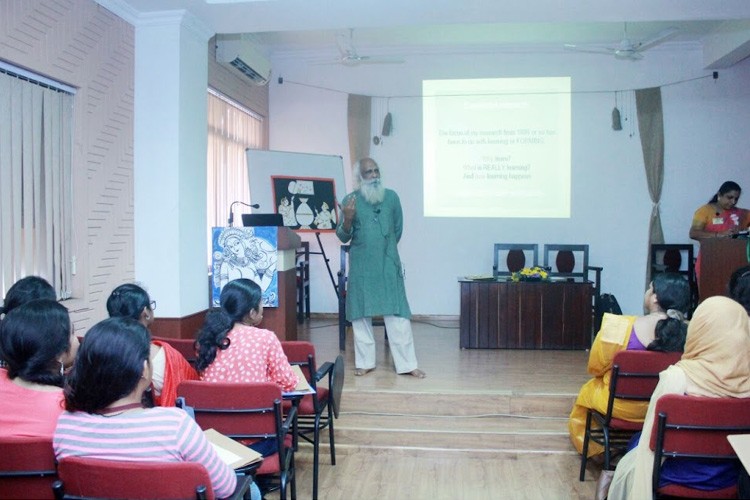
[287,317,599,500]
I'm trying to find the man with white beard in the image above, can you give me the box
[336,157,425,378]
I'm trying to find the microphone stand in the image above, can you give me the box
[227,201,260,226]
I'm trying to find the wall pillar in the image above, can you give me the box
[133,12,214,337]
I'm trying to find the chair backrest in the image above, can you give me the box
[281,341,316,386]
[492,243,538,277]
[649,243,698,317]
[176,380,283,441]
[543,244,589,280]
[152,336,198,367]
[0,436,57,500]
[649,394,750,496]
[53,457,213,500]
[649,244,695,279]
[605,350,683,419]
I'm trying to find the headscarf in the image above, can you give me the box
[676,296,750,398]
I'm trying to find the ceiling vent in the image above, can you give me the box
[215,37,271,86]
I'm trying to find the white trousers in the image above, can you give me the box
[352,316,419,374]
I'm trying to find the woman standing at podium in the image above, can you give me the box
[689,181,749,241]
[689,181,750,281]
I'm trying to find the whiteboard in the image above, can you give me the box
[246,149,348,213]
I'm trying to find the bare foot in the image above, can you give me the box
[354,367,375,376]
[405,369,426,378]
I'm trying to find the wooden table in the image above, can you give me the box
[459,278,593,350]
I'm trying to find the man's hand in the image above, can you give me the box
[339,196,356,232]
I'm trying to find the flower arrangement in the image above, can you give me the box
[511,266,550,282]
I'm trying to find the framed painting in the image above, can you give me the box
[271,175,339,232]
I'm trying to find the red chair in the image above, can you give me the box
[51,456,251,500]
[579,350,682,480]
[177,380,297,500]
[0,436,57,499]
[650,394,750,499]
[152,335,199,367]
[281,341,344,500]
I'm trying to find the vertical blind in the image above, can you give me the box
[0,70,73,299]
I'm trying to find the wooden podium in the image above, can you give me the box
[261,227,302,341]
[698,238,749,301]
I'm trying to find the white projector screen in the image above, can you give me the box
[423,77,571,218]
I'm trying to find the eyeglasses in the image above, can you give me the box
[149,300,156,311]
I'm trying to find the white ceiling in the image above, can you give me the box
[98,0,750,67]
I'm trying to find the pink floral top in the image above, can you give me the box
[200,324,298,392]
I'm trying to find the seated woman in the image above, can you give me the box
[106,283,198,406]
[568,272,690,456]
[1,275,56,318]
[0,300,79,438]
[53,317,260,500]
[195,278,298,392]
[607,296,750,499]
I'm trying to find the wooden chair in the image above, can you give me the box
[579,350,682,480]
[177,381,297,500]
[0,436,57,500]
[650,394,750,499]
[281,341,344,500]
[492,243,538,277]
[51,456,252,500]
[649,243,698,317]
[543,244,605,333]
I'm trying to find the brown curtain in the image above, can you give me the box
[347,94,371,170]
[635,87,665,287]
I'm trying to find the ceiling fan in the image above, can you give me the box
[329,29,405,66]
[564,23,679,61]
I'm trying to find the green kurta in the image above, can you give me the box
[336,188,412,321]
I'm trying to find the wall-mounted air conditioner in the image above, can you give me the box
[215,37,271,86]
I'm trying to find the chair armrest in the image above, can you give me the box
[225,473,253,500]
[175,397,196,421]
[281,405,298,436]
[314,361,334,384]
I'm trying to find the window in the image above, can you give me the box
[0,64,74,299]
[206,89,264,250]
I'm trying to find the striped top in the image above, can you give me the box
[53,406,236,499]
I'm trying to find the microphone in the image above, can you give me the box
[228,201,261,226]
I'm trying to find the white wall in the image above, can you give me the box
[269,48,750,317]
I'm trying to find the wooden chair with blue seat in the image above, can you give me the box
[281,341,344,500]
[492,243,539,278]
[650,394,750,499]
[0,436,57,500]
[51,456,252,500]
[543,244,604,332]
[177,380,297,500]
[579,350,682,481]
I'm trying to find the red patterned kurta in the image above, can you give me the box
[200,324,298,392]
